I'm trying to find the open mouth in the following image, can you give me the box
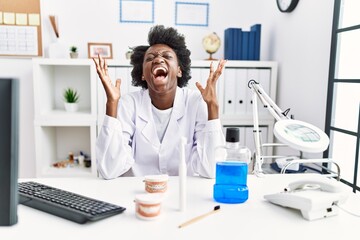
[152,67,168,79]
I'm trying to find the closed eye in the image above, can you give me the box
[145,55,155,62]
[162,53,174,59]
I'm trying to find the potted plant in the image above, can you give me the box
[63,87,79,112]
[125,46,134,60]
[69,46,78,58]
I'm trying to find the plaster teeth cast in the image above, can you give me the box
[134,193,163,220]
[144,174,169,193]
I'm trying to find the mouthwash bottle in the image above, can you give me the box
[213,127,251,203]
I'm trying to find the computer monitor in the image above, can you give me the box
[0,78,19,226]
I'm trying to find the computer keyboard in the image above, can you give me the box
[18,181,126,224]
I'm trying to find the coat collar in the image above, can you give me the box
[138,87,186,146]
[138,87,185,122]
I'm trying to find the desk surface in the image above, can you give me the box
[1,174,359,240]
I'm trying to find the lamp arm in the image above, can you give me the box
[251,88,263,174]
[248,80,290,175]
[248,80,289,121]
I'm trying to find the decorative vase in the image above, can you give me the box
[70,52,78,59]
[125,51,133,60]
[64,102,78,112]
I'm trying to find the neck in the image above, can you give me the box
[149,88,176,110]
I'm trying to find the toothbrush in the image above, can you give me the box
[179,137,187,212]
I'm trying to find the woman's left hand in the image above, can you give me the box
[196,59,227,120]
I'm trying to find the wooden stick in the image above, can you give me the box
[49,15,59,38]
[178,205,220,228]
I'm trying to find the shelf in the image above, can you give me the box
[33,59,96,118]
[34,110,96,126]
[34,125,97,177]
[38,165,93,178]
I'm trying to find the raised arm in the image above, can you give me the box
[93,54,121,118]
[196,59,227,120]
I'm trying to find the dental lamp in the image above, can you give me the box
[248,80,339,178]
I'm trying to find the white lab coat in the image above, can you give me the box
[96,87,225,179]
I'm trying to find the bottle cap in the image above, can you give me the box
[226,128,240,142]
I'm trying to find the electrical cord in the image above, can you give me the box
[335,203,360,217]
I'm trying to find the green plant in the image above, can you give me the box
[69,46,78,53]
[63,87,79,103]
[127,46,134,53]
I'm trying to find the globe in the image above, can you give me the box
[202,32,221,60]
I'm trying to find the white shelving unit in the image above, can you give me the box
[33,58,97,177]
[33,59,277,177]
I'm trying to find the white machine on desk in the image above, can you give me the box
[264,177,350,220]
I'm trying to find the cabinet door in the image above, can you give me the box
[223,68,237,114]
[96,67,115,129]
[245,126,268,160]
[246,68,271,114]
[188,67,211,90]
[116,67,130,95]
[234,69,248,115]
[246,69,260,114]
[258,69,271,115]
[97,66,137,130]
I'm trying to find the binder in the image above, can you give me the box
[223,68,236,114]
[241,31,249,60]
[250,24,261,60]
[235,29,242,60]
[235,69,247,114]
[224,28,243,60]
[258,69,271,114]
[248,30,256,60]
[224,28,234,60]
[246,69,260,114]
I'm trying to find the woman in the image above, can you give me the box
[94,25,226,179]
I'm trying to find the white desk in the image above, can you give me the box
[1,174,359,240]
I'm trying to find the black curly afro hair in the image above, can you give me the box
[130,25,191,89]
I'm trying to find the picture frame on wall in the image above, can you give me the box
[175,2,209,27]
[119,0,154,23]
[88,42,113,59]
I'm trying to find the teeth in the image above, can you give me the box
[153,67,167,75]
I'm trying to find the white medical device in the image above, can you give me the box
[247,80,339,177]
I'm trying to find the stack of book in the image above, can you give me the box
[224,24,261,60]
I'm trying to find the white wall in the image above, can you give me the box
[0,0,335,177]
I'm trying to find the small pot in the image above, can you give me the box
[70,52,78,59]
[64,102,78,112]
[125,51,133,60]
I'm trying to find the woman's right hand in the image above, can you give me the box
[93,54,121,118]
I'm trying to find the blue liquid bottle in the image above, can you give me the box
[214,128,251,203]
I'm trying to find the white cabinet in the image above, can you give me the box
[33,59,97,177]
[33,59,277,177]
[219,61,278,160]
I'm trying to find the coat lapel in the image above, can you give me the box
[138,90,160,147]
[137,87,186,148]
[161,87,185,144]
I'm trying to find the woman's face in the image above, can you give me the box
[142,44,182,95]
